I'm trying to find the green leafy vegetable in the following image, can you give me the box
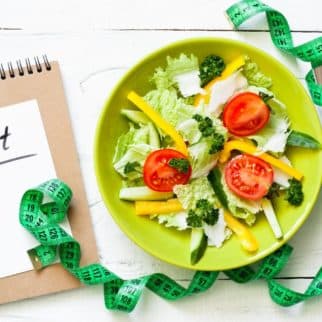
[242,56,272,88]
[173,177,216,210]
[154,211,188,230]
[168,158,190,173]
[192,114,226,154]
[177,119,202,145]
[286,130,321,149]
[199,55,225,87]
[285,179,304,206]
[166,53,199,79]
[114,144,152,180]
[123,161,140,174]
[160,135,174,148]
[193,114,214,137]
[188,139,219,178]
[248,104,290,153]
[259,91,273,102]
[187,210,203,227]
[195,199,219,226]
[144,89,195,128]
[150,53,199,92]
[151,67,175,90]
[209,133,225,154]
[186,199,219,227]
[265,182,281,200]
[113,124,153,180]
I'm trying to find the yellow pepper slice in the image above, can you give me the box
[219,140,303,181]
[135,199,183,216]
[194,55,245,106]
[127,91,188,156]
[224,211,259,252]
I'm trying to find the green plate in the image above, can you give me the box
[94,37,322,271]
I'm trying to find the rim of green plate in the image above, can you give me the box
[94,37,322,271]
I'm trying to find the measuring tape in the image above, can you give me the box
[226,0,322,106]
[20,179,322,311]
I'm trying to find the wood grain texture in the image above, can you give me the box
[0,0,321,320]
[0,0,321,32]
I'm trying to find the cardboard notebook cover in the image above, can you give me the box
[0,59,98,303]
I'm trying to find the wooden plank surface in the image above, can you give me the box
[0,1,321,321]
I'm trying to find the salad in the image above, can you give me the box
[112,52,321,264]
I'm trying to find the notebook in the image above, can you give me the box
[0,56,98,304]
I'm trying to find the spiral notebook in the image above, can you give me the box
[0,56,98,304]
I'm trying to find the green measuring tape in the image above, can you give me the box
[226,0,322,106]
[20,179,322,312]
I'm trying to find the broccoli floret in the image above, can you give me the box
[266,182,281,200]
[192,114,226,154]
[209,133,225,154]
[285,179,304,206]
[199,55,225,87]
[187,210,203,227]
[197,116,214,137]
[123,161,140,174]
[186,199,219,227]
[168,158,190,174]
[195,199,219,225]
[192,114,203,122]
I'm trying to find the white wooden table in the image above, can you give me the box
[0,0,322,321]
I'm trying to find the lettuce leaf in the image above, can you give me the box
[166,53,199,78]
[113,143,153,181]
[150,53,202,97]
[242,56,272,88]
[188,138,219,179]
[144,89,195,127]
[248,90,290,153]
[177,119,201,145]
[152,211,188,230]
[173,177,216,210]
[113,124,153,180]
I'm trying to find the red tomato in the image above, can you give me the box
[224,154,273,200]
[223,92,270,136]
[143,149,192,192]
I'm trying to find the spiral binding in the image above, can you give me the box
[0,55,51,80]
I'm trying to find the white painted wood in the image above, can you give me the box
[0,1,322,320]
[0,0,321,32]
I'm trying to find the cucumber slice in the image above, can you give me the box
[208,168,228,209]
[261,198,283,239]
[148,122,160,148]
[190,228,208,265]
[121,109,150,125]
[119,186,173,201]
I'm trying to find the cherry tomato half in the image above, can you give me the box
[223,92,270,136]
[224,154,273,200]
[143,149,192,192]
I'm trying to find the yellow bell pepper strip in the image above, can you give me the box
[194,55,245,107]
[127,91,188,156]
[135,199,183,216]
[224,211,259,252]
[219,140,303,181]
